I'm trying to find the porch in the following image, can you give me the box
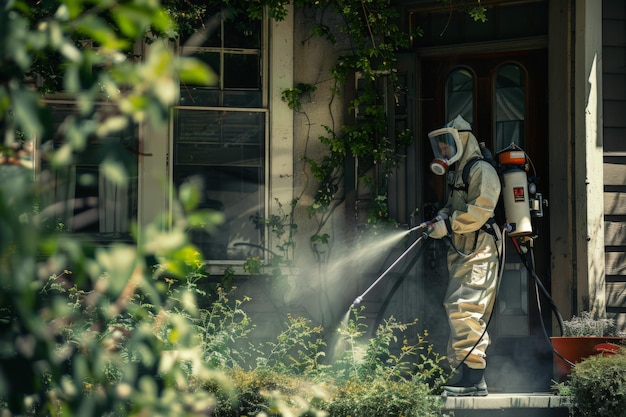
[441,392,571,417]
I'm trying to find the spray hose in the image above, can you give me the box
[511,237,572,368]
[350,232,428,309]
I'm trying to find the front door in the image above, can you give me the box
[419,48,553,392]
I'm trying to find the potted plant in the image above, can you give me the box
[551,311,625,381]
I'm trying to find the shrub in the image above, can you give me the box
[323,378,440,417]
[316,308,445,416]
[196,303,446,417]
[567,349,626,417]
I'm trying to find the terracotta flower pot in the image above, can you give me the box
[550,336,625,381]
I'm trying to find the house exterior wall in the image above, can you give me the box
[285,7,362,328]
[602,0,626,330]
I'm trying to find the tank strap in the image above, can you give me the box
[480,217,500,241]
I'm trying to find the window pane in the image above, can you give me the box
[175,110,264,146]
[224,53,261,89]
[495,64,526,151]
[180,88,220,106]
[187,50,220,82]
[224,16,261,48]
[178,5,223,48]
[446,68,474,123]
[173,109,265,260]
[179,50,220,105]
[179,9,261,49]
[223,91,262,108]
[39,103,138,238]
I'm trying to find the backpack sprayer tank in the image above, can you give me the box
[498,145,533,236]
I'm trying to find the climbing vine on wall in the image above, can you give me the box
[162,0,486,261]
[282,0,413,238]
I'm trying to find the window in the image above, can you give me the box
[173,11,267,261]
[178,10,263,108]
[494,64,526,151]
[38,102,138,240]
[445,68,474,123]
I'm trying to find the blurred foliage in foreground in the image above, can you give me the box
[0,0,446,415]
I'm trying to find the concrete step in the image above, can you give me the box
[440,393,571,417]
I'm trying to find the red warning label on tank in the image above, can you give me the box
[513,187,525,202]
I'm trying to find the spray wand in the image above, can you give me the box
[350,229,429,309]
[408,218,439,234]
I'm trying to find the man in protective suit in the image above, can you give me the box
[426,115,502,397]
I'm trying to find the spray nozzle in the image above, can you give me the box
[408,215,445,234]
[350,296,363,309]
[408,222,430,233]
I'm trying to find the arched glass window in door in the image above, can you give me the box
[445,68,474,124]
[494,64,526,152]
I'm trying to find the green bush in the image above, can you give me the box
[323,378,441,417]
[1,0,450,414]
[191,299,445,417]
[568,349,626,417]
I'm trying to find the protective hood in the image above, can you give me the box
[428,114,476,175]
[453,117,483,170]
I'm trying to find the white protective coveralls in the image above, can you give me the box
[428,116,501,371]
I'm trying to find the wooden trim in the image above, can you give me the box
[404,0,546,14]
[416,36,547,57]
[547,0,574,322]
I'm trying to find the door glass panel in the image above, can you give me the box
[495,64,526,151]
[445,68,474,124]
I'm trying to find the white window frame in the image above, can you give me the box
[135,7,294,271]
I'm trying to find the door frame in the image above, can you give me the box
[414,39,554,391]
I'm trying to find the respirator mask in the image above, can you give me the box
[427,127,464,176]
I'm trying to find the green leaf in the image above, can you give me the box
[142,224,187,256]
[95,244,139,296]
[101,159,129,186]
[164,244,204,277]
[60,0,84,19]
[12,89,43,139]
[177,57,216,86]
[178,180,201,211]
[112,4,153,39]
[187,210,225,234]
[151,8,175,35]
[75,15,129,50]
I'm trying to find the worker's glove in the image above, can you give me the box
[426,213,451,239]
